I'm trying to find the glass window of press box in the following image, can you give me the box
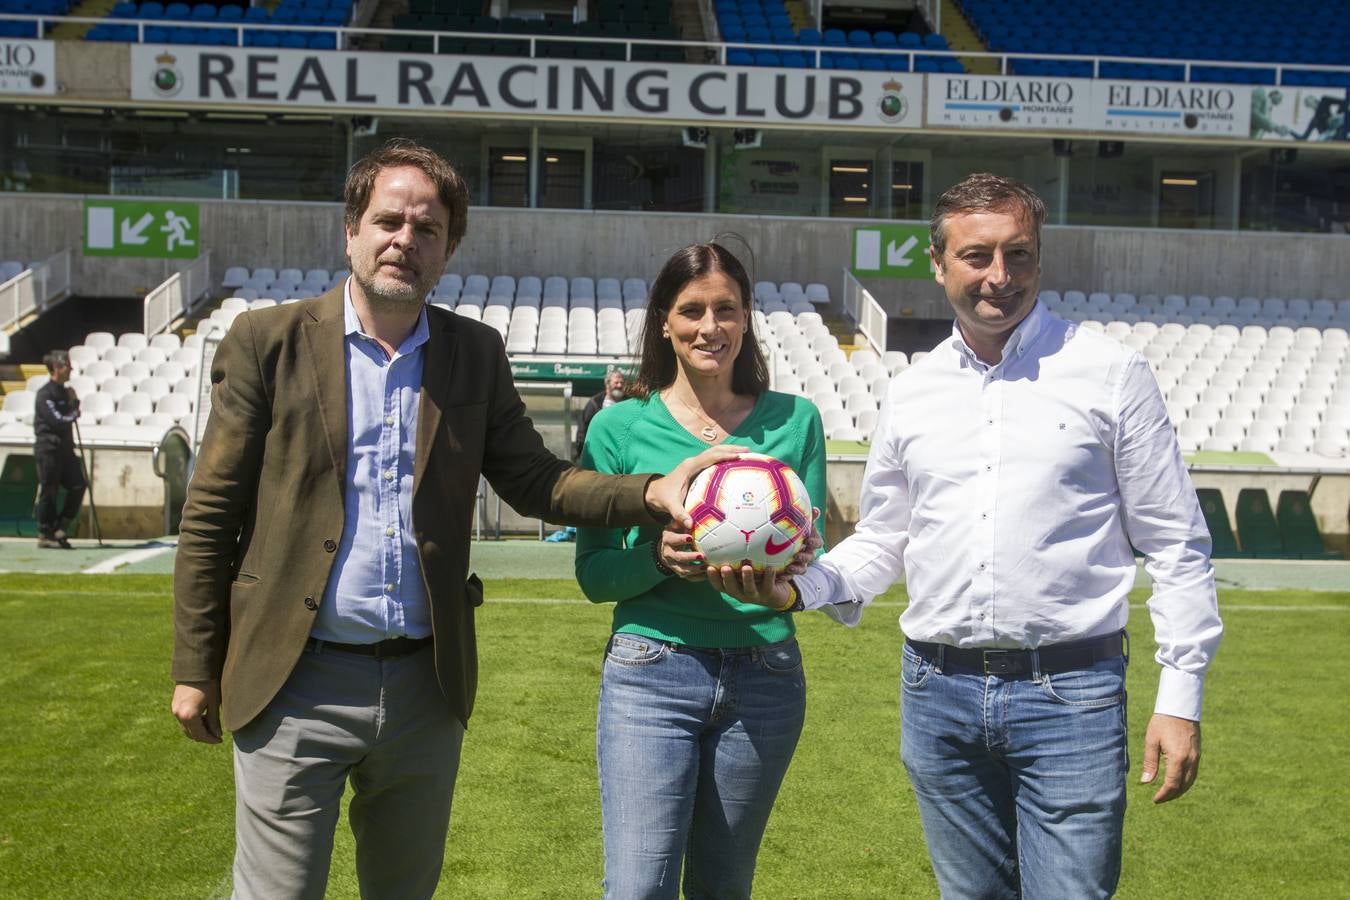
[2,107,1348,235]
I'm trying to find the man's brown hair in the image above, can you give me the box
[343,138,470,254]
[929,172,1046,260]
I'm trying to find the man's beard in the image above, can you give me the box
[353,263,433,314]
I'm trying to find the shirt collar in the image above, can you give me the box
[951,299,1048,371]
[342,277,430,356]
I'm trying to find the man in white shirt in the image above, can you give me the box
[713,173,1222,897]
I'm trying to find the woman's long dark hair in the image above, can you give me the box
[630,241,770,400]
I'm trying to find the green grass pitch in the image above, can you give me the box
[0,573,1347,898]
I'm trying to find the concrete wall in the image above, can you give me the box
[4,193,1350,305]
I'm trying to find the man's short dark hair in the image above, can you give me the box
[930,173,1046,260]
[343,138,470,254]
[43,350,69,373]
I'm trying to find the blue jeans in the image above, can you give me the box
[596,633,806,899]
[900,642,1128,900]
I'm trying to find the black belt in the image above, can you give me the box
[305,636,433,659]
[906,631,1127,676]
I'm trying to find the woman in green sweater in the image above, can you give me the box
[576,241,828,898]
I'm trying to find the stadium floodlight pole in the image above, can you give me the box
[71,417,104,547]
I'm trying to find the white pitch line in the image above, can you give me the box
[81,543,175,574]
[477,598,1347,612]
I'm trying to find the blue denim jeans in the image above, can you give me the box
[596,632,806,900]
[900,642,1128,900]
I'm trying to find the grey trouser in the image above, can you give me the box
[231,641,464,900]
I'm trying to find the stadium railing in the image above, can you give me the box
[143,251,211,336]
[4,12,1350,83]
[840,268,888,355]
[0,248,71,332]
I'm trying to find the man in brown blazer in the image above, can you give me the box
[170,139,735,899]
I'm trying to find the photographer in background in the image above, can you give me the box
[33,349,86,549]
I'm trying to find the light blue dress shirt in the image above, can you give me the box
[312,283,431,643]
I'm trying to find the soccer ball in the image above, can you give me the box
[683,453,812,572]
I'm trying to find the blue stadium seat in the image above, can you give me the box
[796,27,820,46]
[846,29,872,47]
[872,31,897,49]
[727,47,752,65]
[243,5,268,21]
[190,3,215,19]
[320,8,345,25]
[753,49,780,66]
[110,2,137,17]
[923,33,948,49]
[308,32,335,49]
[280,31,308,48]
[218,3,242,20]
[822,28,845,46]
[164,2,189,20]
[139,2,165,18]
[888,54,912,73]
[780,50,807,68]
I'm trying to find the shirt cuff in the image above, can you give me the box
[1154,666,1206,722]
[795,566,864,627]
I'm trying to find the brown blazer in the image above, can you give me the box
[172,288,657,731]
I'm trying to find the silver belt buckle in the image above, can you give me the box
[983,650,1015,675]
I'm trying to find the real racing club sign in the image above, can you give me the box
[130,45,924,131]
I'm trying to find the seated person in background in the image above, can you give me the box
[573,367,627,461]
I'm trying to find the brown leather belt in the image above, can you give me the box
[906,631,1127,676]
[305,636,434,659]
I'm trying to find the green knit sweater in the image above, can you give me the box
[575,391,828,648]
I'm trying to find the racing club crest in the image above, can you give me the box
[151,51,183,98]
[878,78,909,124]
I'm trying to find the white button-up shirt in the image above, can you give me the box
[797,303,1223,720]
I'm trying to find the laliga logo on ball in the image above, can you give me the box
[683,453,811,572]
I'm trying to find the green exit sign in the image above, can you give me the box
[853,224,933,279]
[84,200,201,259]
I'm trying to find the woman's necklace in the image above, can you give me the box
[670,392,723,442]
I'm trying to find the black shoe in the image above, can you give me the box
[53,529,73,549]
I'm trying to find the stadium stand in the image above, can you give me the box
[381,0,683,63]
[85,0,350,47]
[955,0,1350,85]
[716,0,961,72]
